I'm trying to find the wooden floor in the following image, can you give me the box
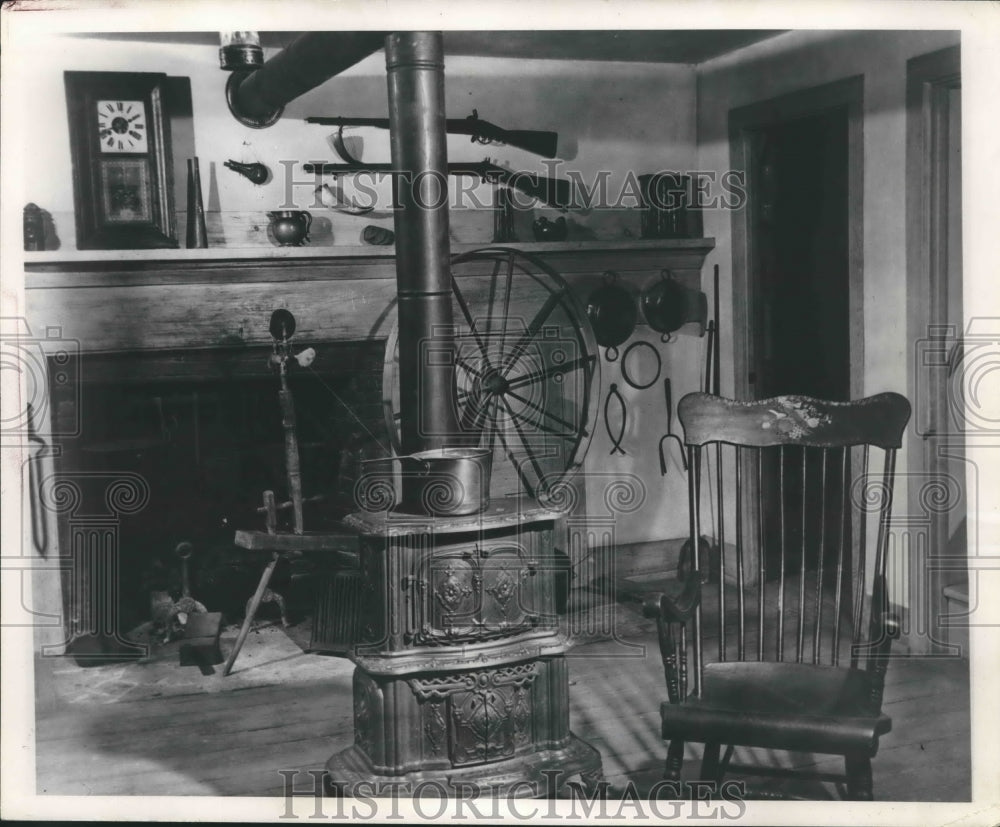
[33,592,971,801]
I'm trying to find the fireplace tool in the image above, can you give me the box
[172,541,224,672]
[657,377,688,476]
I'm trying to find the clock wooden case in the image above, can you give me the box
[65,71,178,249]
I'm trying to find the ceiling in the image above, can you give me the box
[441,30,786,64]
[83,30,786,65]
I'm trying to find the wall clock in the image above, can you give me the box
[65,71,178,249]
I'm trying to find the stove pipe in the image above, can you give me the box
[385,32,460,453]
[223,30,460,453]
[227,32,386,127]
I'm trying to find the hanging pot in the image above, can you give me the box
[641,270,688,342]
[586,271,638,361]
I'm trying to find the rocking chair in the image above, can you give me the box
[643,392,911,800]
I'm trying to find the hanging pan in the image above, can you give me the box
[641,269,707,342]
[585,271,638,361]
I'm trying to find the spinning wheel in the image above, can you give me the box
[383,247,600,502]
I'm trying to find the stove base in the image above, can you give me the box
[325,735,604,799]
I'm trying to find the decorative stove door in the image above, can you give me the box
[446,664,536,766]
[413,540,541,645]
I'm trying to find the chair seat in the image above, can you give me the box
[661,661,891,757]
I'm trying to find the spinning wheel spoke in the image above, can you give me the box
[460,384,494,436]
[469,391,496,434]
[452,278,493,371]
[484,256,504,340]
[504,387,582,439]
[455,355,484,379]
[499,288,568,377]
[506,353,596,392]
[484,396,500,455]
[494,416,535,496]
[500,396,551,493]
[497,250,516,356]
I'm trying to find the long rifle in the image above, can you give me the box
[302,159,572,210]
[306,109,559,158]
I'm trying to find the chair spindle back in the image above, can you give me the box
[677,393,911,698]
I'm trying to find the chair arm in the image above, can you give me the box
[864,609,900,714]
[870,609,900,661]
[642,573,702,625]
[881,611,901,642]
[643,574,700,704]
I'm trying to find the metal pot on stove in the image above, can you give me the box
[359,447,493,517]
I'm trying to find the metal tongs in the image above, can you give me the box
[658,377,688,475]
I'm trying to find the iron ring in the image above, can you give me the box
[620,341,661,390]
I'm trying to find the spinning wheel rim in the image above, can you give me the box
[383,246,600,502]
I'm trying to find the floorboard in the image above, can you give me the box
[33,589,971,802]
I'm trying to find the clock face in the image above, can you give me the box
[96,100,148,153]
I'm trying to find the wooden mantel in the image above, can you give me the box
[24,239,714,356]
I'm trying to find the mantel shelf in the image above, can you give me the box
[25,237,713,271]
[24,238,715,355]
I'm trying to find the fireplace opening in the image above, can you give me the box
[50,340,388,647]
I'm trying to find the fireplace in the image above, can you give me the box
[43,339,386,656]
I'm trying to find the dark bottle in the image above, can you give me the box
[24,203,44,251]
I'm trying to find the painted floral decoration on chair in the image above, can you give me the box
[761,397,833,439]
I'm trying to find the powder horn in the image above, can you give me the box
[223,159,270,185]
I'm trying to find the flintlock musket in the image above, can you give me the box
[306,109,559,159]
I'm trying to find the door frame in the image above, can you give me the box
[905,45,962,656]
[728,75,866,403]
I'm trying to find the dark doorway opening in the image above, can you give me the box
[750,107,851,402]
[750,108,851,576]
[731,79,862,581]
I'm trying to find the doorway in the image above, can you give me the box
[749,108,850,401]
[729,77,864,578]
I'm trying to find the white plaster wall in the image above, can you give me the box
[12,34,696,248]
